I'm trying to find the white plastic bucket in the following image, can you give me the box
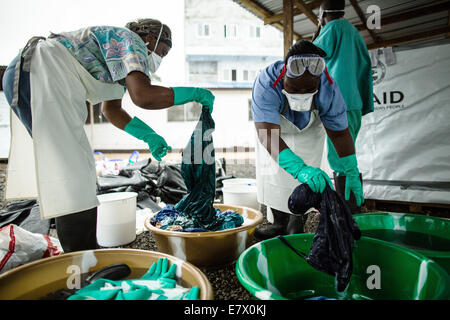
[223,185,259,210]
[96,192,138,247]
[222,178,256,188]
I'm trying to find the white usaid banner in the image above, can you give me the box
[356,43,450,204]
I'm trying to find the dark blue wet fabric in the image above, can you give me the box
[151,205,243,232]
[288,183,361,292]
[175,107,217,228]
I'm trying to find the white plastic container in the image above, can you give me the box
[223,185,259,210]
[222,178,256,188]
[96,192,138,247]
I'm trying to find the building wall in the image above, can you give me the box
[84,88,256,151]
[84,0,284,152]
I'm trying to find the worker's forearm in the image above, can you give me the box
[325,127,355,157]
[134,85,175,110]
[125,71,175,109]
[255,122,289,161]
[101,100,132,130]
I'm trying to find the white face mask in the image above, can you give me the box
[282,89,318,112]
[146,24,164,73]
[148,51,162,73]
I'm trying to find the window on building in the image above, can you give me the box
[248,99,253,121]
[167,102,202,122]
[223,69,230,81]
[250,25,261,38]
[250,70,257,81]
[224,24,237,38]
[85,102,108,125]
[197,23,210,37]
[231,69,237,81]
[189,61,217,75]
[243,70,249,81]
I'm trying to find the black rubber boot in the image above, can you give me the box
[55,207,99,253]
[333,172,363,214]
[286,213,306,235]
[254,207,290,241]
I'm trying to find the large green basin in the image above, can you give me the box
[353,212,450,273]
[236,234,449,300]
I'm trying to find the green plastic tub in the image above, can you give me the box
[353,213,450,274]
[236,234,449,300]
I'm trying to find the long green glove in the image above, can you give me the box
[278,148,333,193]
[172,87,215,113]
[338,154,364,206]
[67,258,199,300]
[124,117,171,162]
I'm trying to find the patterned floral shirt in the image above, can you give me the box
[50,26,150,86]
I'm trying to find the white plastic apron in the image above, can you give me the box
[255,103,328,217]
[6,39,125,219]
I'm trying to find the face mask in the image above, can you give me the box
[282,89,318,112]
[147,51,162,73]
[146,24,164,73]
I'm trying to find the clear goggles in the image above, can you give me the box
[286,55,326,78]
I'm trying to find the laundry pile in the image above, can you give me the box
[151,205,243,232]
[286,183,361,292]
[151,107,244,232]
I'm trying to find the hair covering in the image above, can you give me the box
[125,18,172,48]
[285,40,326,63]
[321,0,345,10]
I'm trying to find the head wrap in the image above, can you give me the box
[125,18,172,48]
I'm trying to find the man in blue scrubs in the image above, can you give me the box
[253,40,364,240]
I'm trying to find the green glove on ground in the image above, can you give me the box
[278,148,333,193]
[338,154,364,206]
[172,87,215,113]
[67,258,199,300]
[124,117,171,162]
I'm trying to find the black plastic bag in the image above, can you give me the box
[288,183,361,292]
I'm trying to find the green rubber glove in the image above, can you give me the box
[67,258,199,300]
[124,117,171,162]
[172,87,215,113]
[278,148,333,193]
[338,154,364,206]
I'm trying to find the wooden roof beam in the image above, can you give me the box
[264,0,321,25]
[367,26,450,49]
[349,0,380,43]
[238,0,302,39]
[355,2,450,31]
[293,0,319,24]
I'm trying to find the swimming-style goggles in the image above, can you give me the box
[286,55,326,78]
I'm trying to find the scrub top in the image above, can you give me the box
[50,26,150,86]
[313,19,374,115]
[251,60,348,132]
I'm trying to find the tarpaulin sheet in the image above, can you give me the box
[357,43,450,204]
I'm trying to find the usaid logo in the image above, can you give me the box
[372,59,386,86]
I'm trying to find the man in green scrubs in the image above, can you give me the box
[313,0,374,213]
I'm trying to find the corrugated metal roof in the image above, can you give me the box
[231,0,450,48]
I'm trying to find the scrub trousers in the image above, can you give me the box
[2,54,99,253]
